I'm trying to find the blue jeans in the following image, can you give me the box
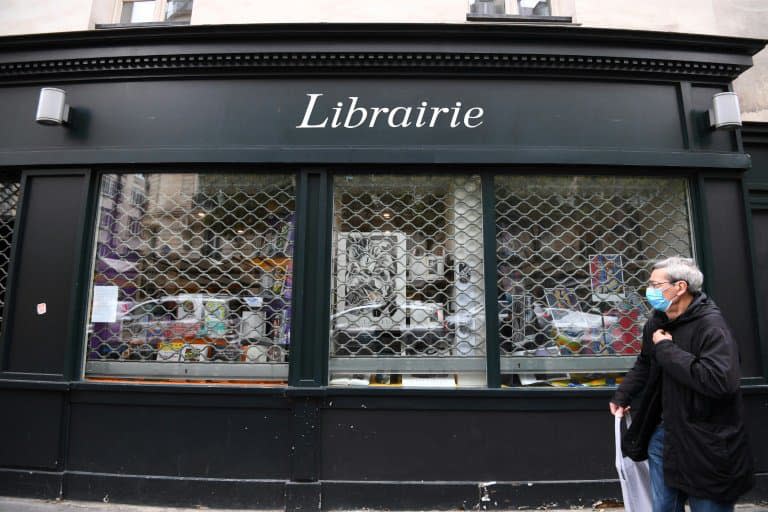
[648,425,734,512]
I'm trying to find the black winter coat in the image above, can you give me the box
[612,293,754,503]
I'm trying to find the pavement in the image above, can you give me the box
[1,497,768,512]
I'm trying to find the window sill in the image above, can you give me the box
[466,14,573,23]
[95,21,190,30]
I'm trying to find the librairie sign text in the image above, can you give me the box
[296,93,484,129]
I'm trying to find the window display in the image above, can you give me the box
[84,171,695,388]
[495,176,694,386]
[84,173,296,382]
[0,176,20,336]
[329,174,486,388]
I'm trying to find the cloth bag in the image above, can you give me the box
[615,413,653,512]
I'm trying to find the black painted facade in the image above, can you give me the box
[0,24,766,510]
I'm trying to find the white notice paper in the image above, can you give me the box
[91,285,119,323]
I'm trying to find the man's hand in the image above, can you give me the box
[652,329,673,345]
[610,402,630,417]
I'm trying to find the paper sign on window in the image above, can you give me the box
[90,285,119,323]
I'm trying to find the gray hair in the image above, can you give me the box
[652,257,704,293]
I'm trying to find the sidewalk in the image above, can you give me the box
[1,497,767,512]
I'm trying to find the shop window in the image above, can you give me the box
[0,177,20,338]
[117,0,193,25]
[495,176,694,387]
[329,175,486,388]
[84,173,295,383]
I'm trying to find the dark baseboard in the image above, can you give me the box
[64,471,286,509]
[0,468,62,499]
[744,473,768,503]
[322,480,622,510]
[1,471,766,510]
[287,481,322,511]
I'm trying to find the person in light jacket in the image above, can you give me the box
[610,257,753,512]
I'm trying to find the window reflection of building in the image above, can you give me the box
[495,176,694,386]
[87,173,296,379]
[330,175,486,388]
[95,174,146,299]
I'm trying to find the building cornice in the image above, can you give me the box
[0,51,752,82]
[743,121,768,146]
[0,23,763,83]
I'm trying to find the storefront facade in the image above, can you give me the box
[0,24,766,509]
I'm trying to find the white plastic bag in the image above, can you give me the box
[615,413,653,512]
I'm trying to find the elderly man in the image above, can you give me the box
[610,257,753,512]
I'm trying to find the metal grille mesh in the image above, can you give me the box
[495,176,693,360]
[86,173,296,374]
[330,175,486,369]
[0,178,20,335]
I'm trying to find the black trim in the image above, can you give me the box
[65,471,286,509]
[321,479,620,510]
[5,469,768,510]
[0,378,70,390]
[691,175,715,295]
[61,169,93,382]
[0,50,752,83]
[0,468,62,499]
[482,173,501,388]
[741,179,768,383]
[743,121,768,146]
[95,22,191,30]
[290,169,332,387]
[0,23,762,84]
[679,81,695,149]
[0,23,763,55]
[466,14,574,23]
[0,149,754,169]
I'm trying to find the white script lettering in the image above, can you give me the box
[296,94,484,129]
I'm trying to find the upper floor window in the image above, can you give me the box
[467,0,569,22]
[516,0,551,16]
[117,0,193,25]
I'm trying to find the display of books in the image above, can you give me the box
[589,254,626,302]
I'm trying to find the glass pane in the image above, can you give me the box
[330,175,486,388]
[495,176,693,387]
[469,0,505,14]
[517,0,551,16]
[0,176,20,336]
[120,0,157,23]
[165,0,193,23]
[85,173,296,383]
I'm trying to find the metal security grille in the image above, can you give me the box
[0,177,20,335]
[86,173,296,381]
[495,176,693,376]
[329,175,486,385]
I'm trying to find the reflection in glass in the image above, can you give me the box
[329,175,486,388]
[517,0,551,16]
[85,173,295,383]
[165,0,193,23]
[495,176,693,387]
[0,177,20,336]
[120,0,157,23]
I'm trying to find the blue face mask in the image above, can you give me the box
[646,286,671,312]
